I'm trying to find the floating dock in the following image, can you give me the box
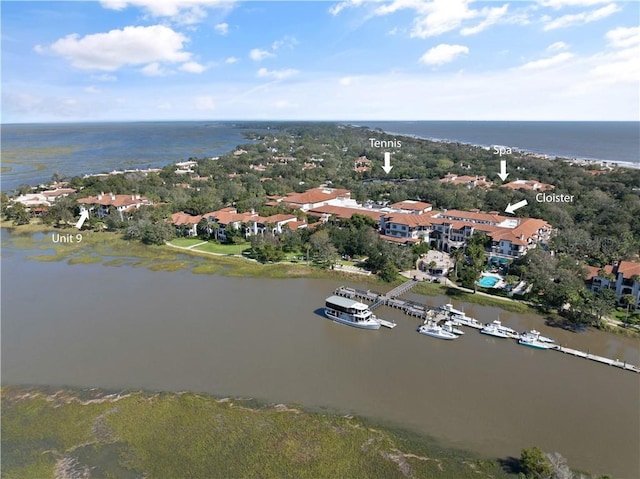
[550,345,640,373]
[333,281,640,374]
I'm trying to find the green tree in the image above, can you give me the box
[6,202,31,225]
[310,230,337,267]
[519,446,553,479]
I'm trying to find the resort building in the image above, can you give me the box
[502,179,554,191]
[12,188,77,211]
[379,208,551,258]
[354,155,371,173]
[171,212,202,236]
[439,173,493,188]
[389,200,433,214]
[585,261,640,309]
[273,187,356,211]
[77,193,153,219]
[307,205,386,225]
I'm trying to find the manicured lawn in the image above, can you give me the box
[193,241,249,255]
[169,238,205,248]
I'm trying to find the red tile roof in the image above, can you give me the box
[283,187,350,206]
[617,261,640,279]
[308,205,385,222]
[390,200,432,211]
[503,179,554,191]
[171,212,202,225]
[78,193,151,208]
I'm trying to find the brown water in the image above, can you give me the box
[2,244,639,478]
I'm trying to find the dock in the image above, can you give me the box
[332,282,640,374]
[335,280,432,317]
[551,345,640,373]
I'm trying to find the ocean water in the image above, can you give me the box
[364,121,639,166]
[2,121,638,191]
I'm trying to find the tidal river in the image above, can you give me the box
[1,237,639,478]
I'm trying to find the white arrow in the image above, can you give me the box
[497,160,509,181]
[75,210,89,229]
[381,152,393,174]
[505,199,528,215]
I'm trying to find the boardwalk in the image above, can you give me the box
[335,279,424,314]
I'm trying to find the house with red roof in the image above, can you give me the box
[77,192,153,219]
[585,261,640,308]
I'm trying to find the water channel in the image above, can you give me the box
[1,235,639,478]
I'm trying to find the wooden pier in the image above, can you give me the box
[333,282,640,374]
[335,280,430,316]
[550,345,640,373]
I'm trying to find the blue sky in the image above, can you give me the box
[2,0,639,122]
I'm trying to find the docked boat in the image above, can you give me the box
[518,330,553,350]
[485,320,519,338]
[324,295,380,330]
[441,304,481,328]
[450,313,482,329]
[418,321,459,340]
[442,320,465,335]
[480,322,511,338]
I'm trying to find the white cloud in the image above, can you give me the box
[539,0,611,9]
[589,26,640,84]
[339,76,354,86]
[460,4,509,36]
[419,44,469,66]
[249,48,275,61]
[407,0,478,38]
[520,52,574,70]
[140,62,169,76]
[99,0,229,24]
[194,95,216,110]
[257,68,299,80]
[225,56,239,64]
[605,26,640,49]
[84,86,102,94]
[547,41,570,51]
[328,0,368,16]
[272,36,298,51]
[180,61,206,73]
[543,3,620,30]
[43,25,191,71]
[91,73,117,82]
[214,22,229,35]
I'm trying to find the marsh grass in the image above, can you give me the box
[1,386,516,479]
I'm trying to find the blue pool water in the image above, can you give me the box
[477,275,500,288]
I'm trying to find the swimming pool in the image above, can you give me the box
[477,275,500,288]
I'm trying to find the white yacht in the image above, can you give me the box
[324,295,380,330]
[480,322,511,338]
[487,320,519,338]
[441,303,481,328]
[441,320,465,335]
[518,330,553,350]
[418,321,459,340]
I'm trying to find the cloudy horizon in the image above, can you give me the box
[2,0,639,123]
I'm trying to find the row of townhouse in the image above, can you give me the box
[585,261,640,309]
[77,192,154,219]
[170,207,307,239]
